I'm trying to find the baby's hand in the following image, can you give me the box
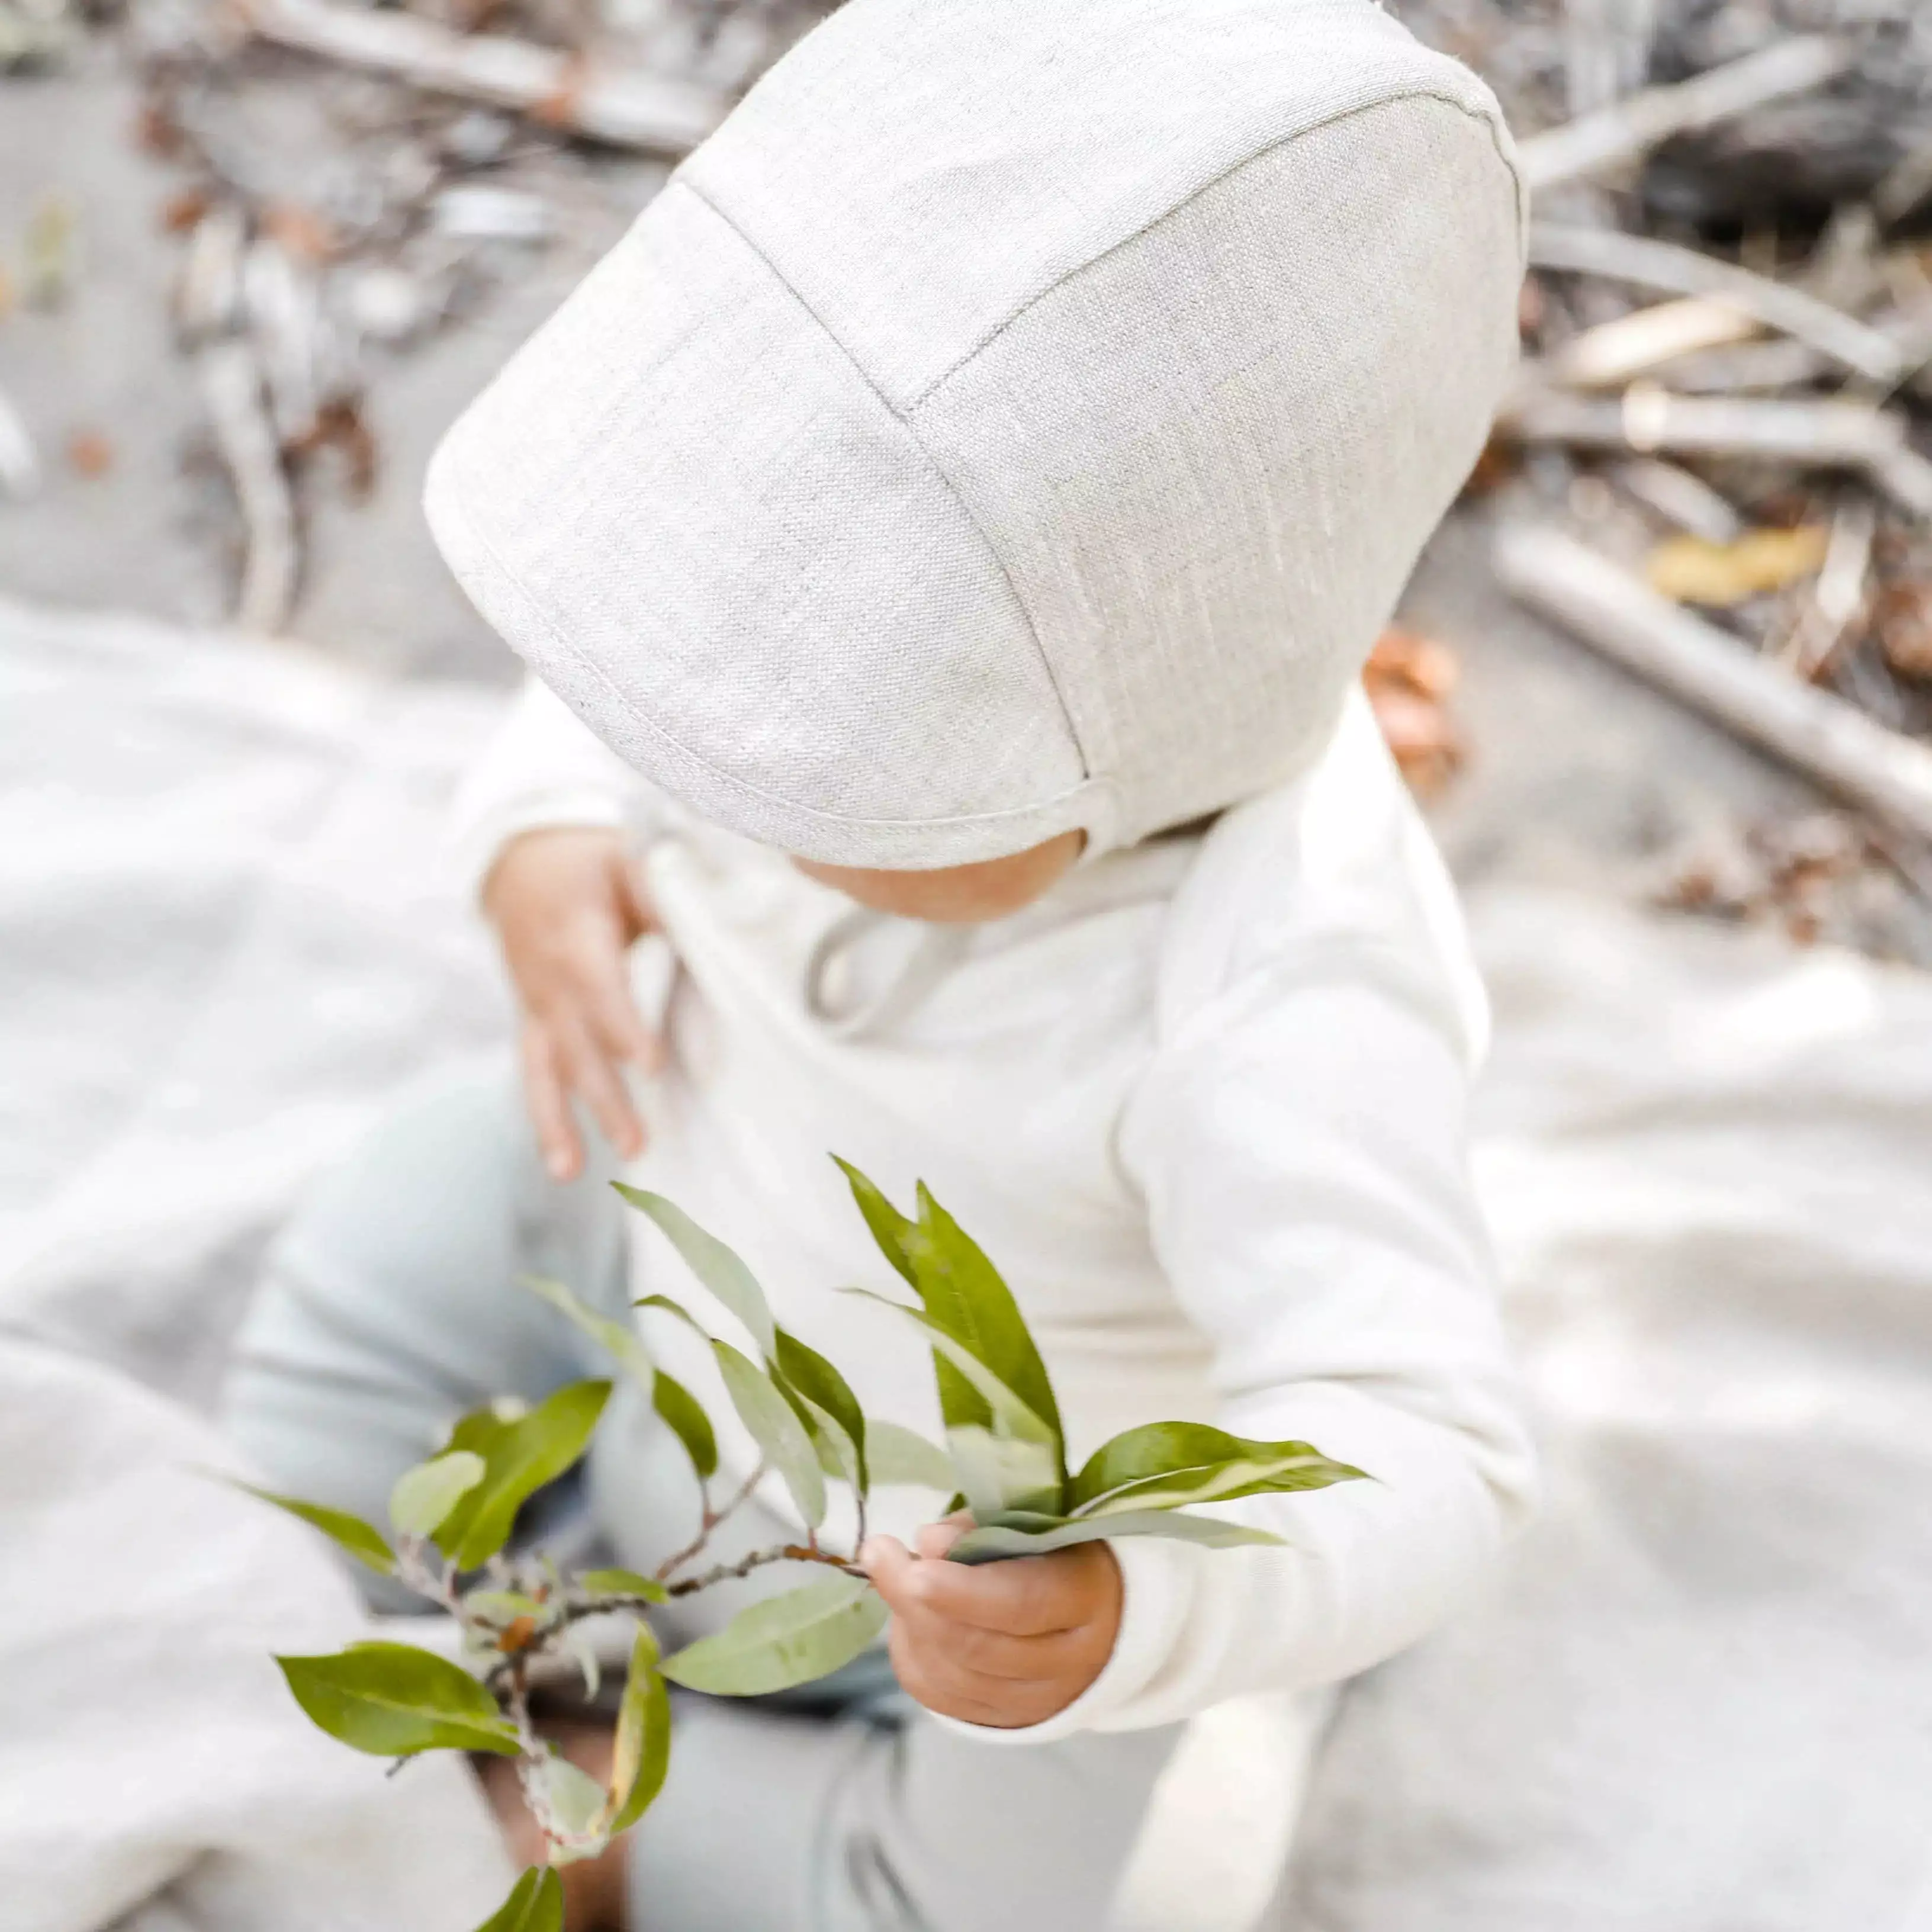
[483,827,664,1181]
[862,1517,1121,1729]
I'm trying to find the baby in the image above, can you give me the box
[224,1,1534,1924]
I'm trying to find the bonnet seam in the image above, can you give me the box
[676,176,1096,790]
[907,86,1526,411]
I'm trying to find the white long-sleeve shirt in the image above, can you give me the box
[455,679,1536,1741]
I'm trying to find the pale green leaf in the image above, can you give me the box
[579,1567,668,1603]
[832,1156,919,1288]
[944,1423,1062,1521]
[603,1622,671,1834]
[660,1574,886,1696]
[773,1328,868,1494]
[865,1420,956,1491]
[442,1379,612,1570]
[614,1185,776,1356]
[841,1290,1060,1516]
[520,1274,655,1390]
[713,1341,825,1528]
[229,1481,394,1576]
[947,1509,1287,1564]
[544,1753,612,1846]
[472,1868,564,1932]
[562,1624,602,1703]
[276,1641,520,1756]
[388,1451,486,1540]
[1071,1421,1365,1516]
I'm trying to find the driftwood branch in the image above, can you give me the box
[0,383,40,500]
[1612,457,1742,545]
[1529,223,1907,385]
[1500,388,1932,519]
[198,340,299,635]
[1518,35,1855,192]
[1495,524,1932,845]
[242,0,729,152]
[1554,295,1759,390]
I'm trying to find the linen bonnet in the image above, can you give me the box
[425,0,1525,868]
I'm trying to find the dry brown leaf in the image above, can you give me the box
[1646,525,1831,607]
[67,430,113,478]
[1874,581,1932,681]
[1365,627,1465,795]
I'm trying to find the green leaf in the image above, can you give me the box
[388,1451,487,1541]
[944,1423,1062,1522]
[580,1567,668,1603]
[651,1368,719,1481]
[713,1340,825,1528]
[543,1753,612,1854]
[604,1622,671,1834]
[614,1185,776,1357]
[442,1379,612,1570]
[832,1156,919,1287]
[629,1294,726,1483]
[660,1574,886,1696]
[947,1509,1288,1564]
[439,1403,515,1464]
[1069,1422,1367,1518]
[472,1869,564,1932]
[865,1420,956,1491]
[230,1481,394,1576]
[842,1290,1060,1514]
[275,1641,521,1756]
[773,1328,868,1494]
[521,1274,655,1390]
[907,1184,1065,1476]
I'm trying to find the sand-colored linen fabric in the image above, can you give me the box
[426,0,1523,867]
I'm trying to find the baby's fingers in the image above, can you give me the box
[521,1025,583,1182]
[556,1015,647,1163]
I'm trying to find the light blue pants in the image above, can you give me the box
[220,1060,1178,1932]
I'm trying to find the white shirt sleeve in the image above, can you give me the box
[986,698,1537,1741]
[449,676,652,900]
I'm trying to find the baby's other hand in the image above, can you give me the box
[862,1516,1121,1730]
[483,827,664,1181]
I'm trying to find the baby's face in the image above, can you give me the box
[792,830,1084,925]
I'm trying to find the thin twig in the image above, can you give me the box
[652,1458,768,1583]
[242,0,728,153]
[665,1543,866,1597]
[1518,35,1854,192]
[197,339,299,634]
[1500,387,1932,518]
[1529,223,1908,385]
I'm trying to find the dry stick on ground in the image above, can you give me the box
[241,0,729,152]
[1494,524,1932,847]
[198,340,300,634]
[1776,498,1876,679]
[0,383,40,499]
[1500,387,1932,519]
[1610,456,1744,545]
[1516,34,1855,192]
[1529,224,1909,387]
[1554,295,1761,391]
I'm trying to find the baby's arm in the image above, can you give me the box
[455,678,663,1179]
[972,701,1536,1741]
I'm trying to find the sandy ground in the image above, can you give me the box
[0,47,1814,896]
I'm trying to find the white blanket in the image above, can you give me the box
[5,596,1931,1928]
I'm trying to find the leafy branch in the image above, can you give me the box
[240,1161,1368,1929]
